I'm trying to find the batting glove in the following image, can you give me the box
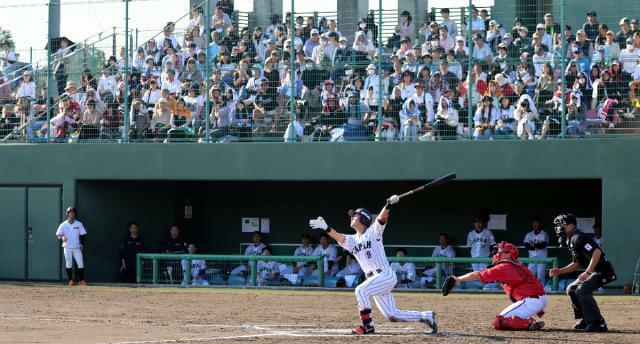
[386,194,400,208]
[309,217,328,230]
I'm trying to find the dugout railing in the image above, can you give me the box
[137,253,558,290]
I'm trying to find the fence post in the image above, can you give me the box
[317,257,325,287]
[466,1,473,140]
[560,0,566,139]
[249,259,257,286]
[46,2,53,143]
[152,258,159,284]
[136,254,142,283]
[204,0,211,144]
[552,258,559,290]
[112,27,117,57]
[123,0,130,143]
[185,258,192,285]
[435,262,442,287]
[376,0,383,141]
[285,0,296,142]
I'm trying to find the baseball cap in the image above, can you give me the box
[473,33,483,40]
[587,10,597,16]
[544,13,553,18]
[536,23,545,30]
[455,35,464,42]
[310,28,319,35]
[619,17,630,25]
[489,20,498,27]
[366,63,377,70]
[631,19,639,24]
[339,36,347,42]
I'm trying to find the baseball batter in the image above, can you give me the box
[55,207,87,286]
[309,195,436,335]
[444,242,547,331]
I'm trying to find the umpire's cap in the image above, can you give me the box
[66,206,77,215]
[348,208,373,227]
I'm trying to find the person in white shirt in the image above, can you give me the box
[55,207,87,286]
[336,253,364,279]
[162,69,181,97]
[255,246,283,285]
[532,47,553,77]
[230,231,266,275]
[438,26,455,53]
[523,218,549,284]
[363,64,381,100]
[156,25,180,53]
[181,243,209,286]
[97,67,118,104]
[474,95,497,140]
[467,215,496,272]
[424,233,456,284]
[472,35,494,63]
[618,39,640,74]
[0,41,16,70]
[15,72,36,100]
[390,248,416,286]
[410,82,434,124]
[313,233,338,276]
[292,233,314,276]
[534,24,553,51]
[439,8,458,37]
[141,79,161,107]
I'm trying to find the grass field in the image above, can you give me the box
[0,284,639,343]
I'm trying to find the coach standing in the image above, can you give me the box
[56,207,87,286]
[550,213,617,332]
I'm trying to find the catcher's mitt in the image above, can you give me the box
[441,275,456,296]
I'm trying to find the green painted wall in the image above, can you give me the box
[0,139,638,285]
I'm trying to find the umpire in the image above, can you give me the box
[550,214,617,332]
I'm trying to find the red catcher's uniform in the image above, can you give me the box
[478,260,548,330]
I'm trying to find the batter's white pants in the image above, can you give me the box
[355,269,432,323]
[528,263,547,284]
[63,248,84,269]
[500,295,548,319]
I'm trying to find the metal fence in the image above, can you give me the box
[2,1,640,143]
[136,253,559,290]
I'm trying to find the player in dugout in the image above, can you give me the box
[442,241,547,331]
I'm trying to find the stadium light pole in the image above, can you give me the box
[123,0,130,143]
[376,0,382,141]
[205,0,211,143]
[467,0,473,140]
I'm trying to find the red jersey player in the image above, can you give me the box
[446,241,547,331]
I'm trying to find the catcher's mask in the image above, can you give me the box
[492,241,519,264]
[348,208,373,227]
[553,213,576,247]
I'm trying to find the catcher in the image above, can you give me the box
[442,241,546,331]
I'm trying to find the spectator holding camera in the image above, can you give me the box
[494,96,515,137]
[514,96,537,139]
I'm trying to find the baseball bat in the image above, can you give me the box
[398,173,457,199]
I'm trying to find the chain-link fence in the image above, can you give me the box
[1,1,639,143]
[136,253,558,290]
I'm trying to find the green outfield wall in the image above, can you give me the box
[0,139,637,285]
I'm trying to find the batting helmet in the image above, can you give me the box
[348,208,373,227]
[553,213,576,247]
[493,241,519,262]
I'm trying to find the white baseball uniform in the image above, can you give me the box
[257,260,282,284]
[390,261,416,283]
[293,245,315,275]
[340,217,434,324]
[523,230,549,283]
[313,244,338,275]
[467,229,496,271]
[230,243,266,275]
[337,260,363,277]
[423,245,456,283]
[181,259,209,285]
[56,220,87,269]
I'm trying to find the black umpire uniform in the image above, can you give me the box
[557,215,617,331]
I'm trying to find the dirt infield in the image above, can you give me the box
[0,284,638,344]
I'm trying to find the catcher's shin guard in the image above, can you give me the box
[492,315,534,331]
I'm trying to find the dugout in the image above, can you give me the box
[0,140,636,284]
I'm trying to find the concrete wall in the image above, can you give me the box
[0,139,639,285]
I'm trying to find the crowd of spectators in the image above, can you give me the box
[3,4,640,142]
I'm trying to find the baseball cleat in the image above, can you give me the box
[79,280,88,286]
[421,311,437,334]
[583,322,608,332]
[352,324,375,335]
[528,321,545,331]
[68,280,75,286]
[574,319,587,330]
